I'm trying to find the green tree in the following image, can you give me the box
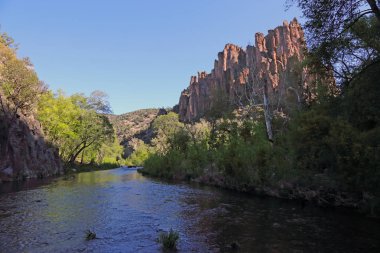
[288,0,380,86]
[67,111,114,163]
[37,91,114,164]
[152,112,185,153]
[0,41,42,120]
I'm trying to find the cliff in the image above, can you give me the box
[178,18,315,122]
[0,110,63,182]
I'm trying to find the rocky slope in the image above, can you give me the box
[0,111,63,182]
[107,108,167,157]
[178,18,316,122]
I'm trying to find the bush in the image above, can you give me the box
[159,229,179,250]
[125,142,151,166]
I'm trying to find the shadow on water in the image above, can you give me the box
[0,167,380,252]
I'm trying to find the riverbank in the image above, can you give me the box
[138,168,378,218]
[64,162,123,174]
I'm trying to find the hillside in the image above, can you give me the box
[107,108,167,157]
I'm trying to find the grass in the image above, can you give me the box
[159,229,179,250]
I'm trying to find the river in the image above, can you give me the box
[0,168,379,252]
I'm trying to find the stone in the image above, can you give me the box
[0,111,63,182]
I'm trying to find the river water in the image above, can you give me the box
[0,168,379,253]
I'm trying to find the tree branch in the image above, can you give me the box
[366,0,380,23]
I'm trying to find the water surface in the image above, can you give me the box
[0,168,379,252]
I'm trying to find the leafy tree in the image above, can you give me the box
[288,0,380,86]
[152,112,185,153]
[0,32,17,49]
[125,141,152,166]
[94,136,124,164]
[37,91,114,164]
[0,41,42,120]
[67,111,114,163]
[87,90,112,114]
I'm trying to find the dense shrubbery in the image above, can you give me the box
[140,113,276,185]
[124,141,151,166]
[291,63,379,194]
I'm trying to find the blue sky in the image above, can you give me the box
[0,0,301,114]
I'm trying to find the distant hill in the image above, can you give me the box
[107,108,168,157]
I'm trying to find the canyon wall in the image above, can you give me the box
[178,18,315,122]
[0,111,63,182]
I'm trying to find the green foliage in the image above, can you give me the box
[343,61,380,130]
[151,112,185,153]
[83,136,124,165]
[204,87,232,122]
[37,91,115,164]
[158,229,179,250]
[0,41,42,118]
[282,62,380,197]
[288,1,380,85]
[143,112,274,185]
[125,141,152,166]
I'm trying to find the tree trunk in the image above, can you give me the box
[80,150,85,164]
[69,141,88,164]
[263,80,274,142]
[367,0,380,24]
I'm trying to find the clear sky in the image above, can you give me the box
[0,0,301,115]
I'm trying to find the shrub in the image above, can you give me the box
[159,229,179,250]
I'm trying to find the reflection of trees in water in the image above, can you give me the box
[42,170,145,232]
[180,190,311,252]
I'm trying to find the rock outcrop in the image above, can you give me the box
[178,18,315,122]
[0,111,63,182]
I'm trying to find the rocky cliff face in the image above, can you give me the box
[178,18,315,122]
[0,111,63,182]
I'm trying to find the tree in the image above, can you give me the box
[87,90,112,114]
[68,113,114,164]
[0,32,17,49]
[0,41,42,120]
[37,91,114,164]
[288,0,380,86]
[152,112,185,153]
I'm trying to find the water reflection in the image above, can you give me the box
[0,168,379,252]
